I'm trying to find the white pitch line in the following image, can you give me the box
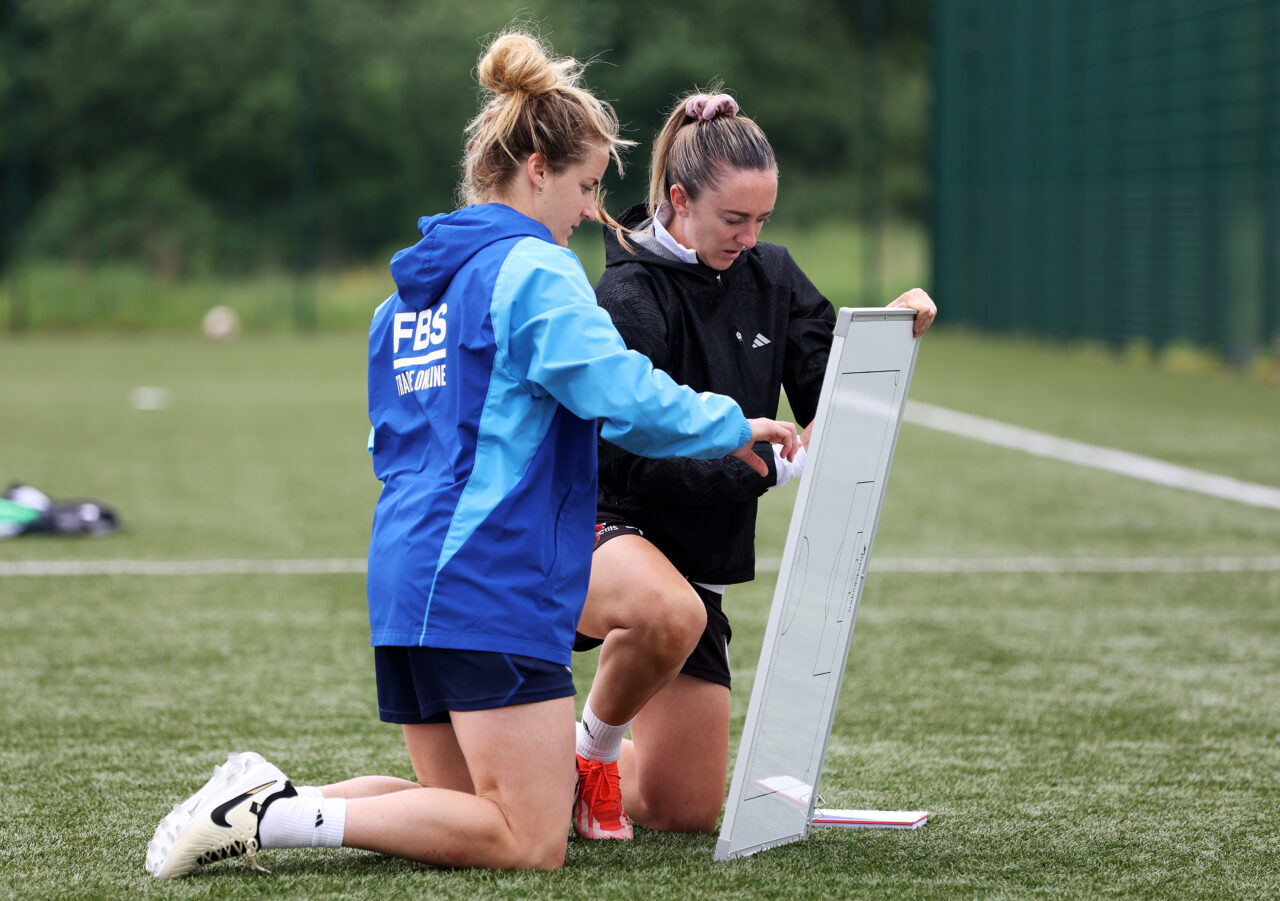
[2,555,1279,578]
[0,558,368,577]
[752,556,1280,574]
[904,400,1280,512]
[872,556,1280,574]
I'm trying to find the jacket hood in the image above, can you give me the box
[390,204,552,310]
[603,203,669,270]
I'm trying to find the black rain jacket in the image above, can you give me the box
[595,204,837,583]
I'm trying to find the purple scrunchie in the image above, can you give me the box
[685,93,739,121]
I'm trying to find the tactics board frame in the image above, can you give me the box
[714,307,921,861]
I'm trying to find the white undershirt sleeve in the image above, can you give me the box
[769,443,808,489]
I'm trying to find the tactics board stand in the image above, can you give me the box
[714,308,928,861]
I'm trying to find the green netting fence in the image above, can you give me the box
[932,0,1280,362]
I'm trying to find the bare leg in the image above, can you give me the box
[320,776,419,799]
[403,720,475,792]
[320,721,476,798]
[618,674,730,832]
[340,697,576,869]
[319,721,473,798]
[577,535,706,724]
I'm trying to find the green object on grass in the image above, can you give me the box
[0,497,41,537]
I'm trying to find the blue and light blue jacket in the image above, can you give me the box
[366,204,752,664]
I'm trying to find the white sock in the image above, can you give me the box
[293,785,325,799]
[258,795,347,849]
[576,697,631,763]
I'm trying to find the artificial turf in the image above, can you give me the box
[1,330,1276,898]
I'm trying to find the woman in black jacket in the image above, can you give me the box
[570,90,936,839]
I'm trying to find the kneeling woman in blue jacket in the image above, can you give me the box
[146,28,797,878]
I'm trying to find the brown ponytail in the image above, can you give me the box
[646,87,776,216]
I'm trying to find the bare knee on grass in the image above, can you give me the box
[465,793,569,869]
[343,786,570,870]
[452,699,576,869]
[648,809,719,834]
[502,818,569,870]
[344,700,575,870]
[624,676,731,834]
[629,783,721,834]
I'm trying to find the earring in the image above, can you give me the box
[537,181,544,195]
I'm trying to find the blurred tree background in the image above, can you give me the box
[1,0,929,281]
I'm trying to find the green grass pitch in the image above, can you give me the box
[1,330,1277,899]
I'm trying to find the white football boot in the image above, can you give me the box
[146,751,295,879]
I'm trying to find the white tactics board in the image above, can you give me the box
[714,308,921,861]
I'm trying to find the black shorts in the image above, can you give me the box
[374,646,576,724]
[575,514,733,689]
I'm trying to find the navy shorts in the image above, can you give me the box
[374,646,576,724]
[575,514,734,689]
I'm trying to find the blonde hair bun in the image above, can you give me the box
[477,32,563,97]
[460,25,632,211]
